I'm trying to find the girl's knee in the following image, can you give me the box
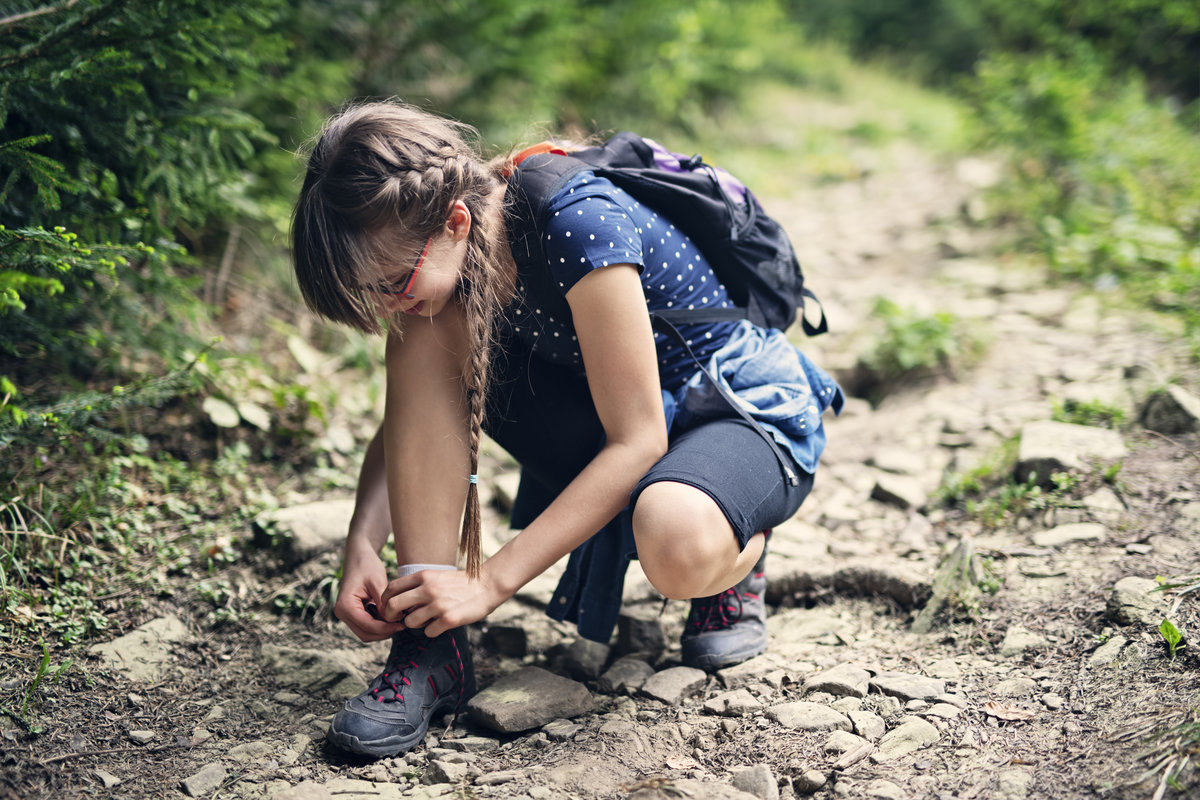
[632,481,735,599]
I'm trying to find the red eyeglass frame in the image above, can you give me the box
[367,236,431,299]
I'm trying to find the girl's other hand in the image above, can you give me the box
[380,568,505,638]
[334,546,405,642]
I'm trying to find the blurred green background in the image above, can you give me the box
[1,0,1198,643]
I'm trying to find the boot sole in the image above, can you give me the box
[327,695,464,758]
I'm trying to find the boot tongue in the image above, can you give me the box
[369,632,426,702]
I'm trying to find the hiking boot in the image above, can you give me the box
[681,542,768,671]
[327,626,475,758]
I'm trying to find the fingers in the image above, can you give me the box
[334,595,404,642]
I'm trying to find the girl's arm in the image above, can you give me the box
[383,263,668,634]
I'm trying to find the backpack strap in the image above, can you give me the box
[650,314,801,487]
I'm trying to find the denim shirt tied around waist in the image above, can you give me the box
[546,321,845,642]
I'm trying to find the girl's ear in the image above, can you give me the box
[446,200,472,242]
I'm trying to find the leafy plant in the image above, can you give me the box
[1160,619,1185,660]
[1052,397,1126,429]
[860,298,985,390]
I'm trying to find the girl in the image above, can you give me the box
[291,101,842,758]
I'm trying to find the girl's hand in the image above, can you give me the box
[379,567,507,638]
[334,545,405,642]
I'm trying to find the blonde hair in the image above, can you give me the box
[291,100,514,576]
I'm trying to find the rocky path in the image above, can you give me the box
[33,144,1200,800]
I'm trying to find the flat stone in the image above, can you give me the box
[180,763,227,797]
[640,666,708,705]
[628,778,760,800]
[703,689,763,717]
[1031,523,1106,548]
[848,709,886,741]
[227,739,274,762]
[870,474,928,510]
[803,663,870,698]
[597,656,655,695]
[794,770,827,792]
[127,730,155,744]
[825,729,870,754]
[1088,635,1128,667]
[1016,421,1126,486]
[319,778,409,799]
[1140,385,1200,434]
[542,719,581,742]
[467,667,593,733]
[993,769,1035,800]
[869,672,946,702]
[93,769,121,788]
[424,759,469,784]
[865,779,907,800]
[874,716,939,760]
[999,626,1049,658]
[1107,576,1167,627]
[766,701,851,732]
[732,764,779,800]
[717,656,782,690]
[443,735,499,753]
[993,677,1038,697]
[475,770,524,786]
[923,703,962,719]
[261,645,365,700]
[88,616,192,683]
[256,499,354,565]
[270,781,333,800]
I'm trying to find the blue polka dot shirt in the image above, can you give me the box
[507,170,740,392]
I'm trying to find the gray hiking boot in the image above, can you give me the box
[327,626,475,758]
[681,543,768,671]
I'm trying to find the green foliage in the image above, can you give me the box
[970,51,1200,348]
[1159,618,1185,660]
[863,297,983,383]
[1052,397,1127,429]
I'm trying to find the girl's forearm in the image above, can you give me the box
[482,435,666,600]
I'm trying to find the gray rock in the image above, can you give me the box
[88,616,192,683]
[562,638,611,681]
[993,677,1038,697]
[597,656,656,695]
[848,709,886,741]
[127,730,155,744]
[256,499,354,565]
[732,764,779,800]
[467,667,593,733]
[874,716,939,760]
[617,610,666,657]
[628,778,760,800]
[1107,576,1167,627]
[180,763,227,797]
[803,663,870,698]
[475,770,524,786]
[993,769,1035,800]
[270,782,333,800]
[868,672,946,702]
[717,656,781,690]
[424,759,469,784]
[824,730,870,754]
[1016,421,1126,486]
[93,769,121,788]
[999,626,1049,657]
[865,779,907,799]
[1031,523,1106,548]
[640,666,708,705]
[261,644,365,700]
[227,740,274,762]
[793,770,827,793]
[923,703,962,719]
[703,689,763,717]
[542,719,581,742]
[766,701,851,732]
[319,778,409,799]
[1088,634,1128,667]
[442,735,499,753]
[1140,385,1200,434]
[870,475,927,510]
[482,624,527,657]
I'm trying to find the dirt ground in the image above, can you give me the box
[3,140,1199,800]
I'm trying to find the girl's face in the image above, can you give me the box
[367,202,471,320]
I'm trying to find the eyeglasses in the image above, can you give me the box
[365,237,431,299]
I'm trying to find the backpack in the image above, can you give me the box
[508,131,827,336]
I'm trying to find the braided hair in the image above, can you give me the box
[291,100,514,577]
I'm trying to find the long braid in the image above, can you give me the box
[293,101,515,577]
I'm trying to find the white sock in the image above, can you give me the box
[397,563,456,578]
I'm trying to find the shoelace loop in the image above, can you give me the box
[689,586,745,633]
[371,636,428,703]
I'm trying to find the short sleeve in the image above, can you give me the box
[541,174,645,295]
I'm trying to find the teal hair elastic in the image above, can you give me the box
[468,474,478,484]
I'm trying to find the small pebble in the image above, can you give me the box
[1042,693,1064,710]
[127,730,155,744]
